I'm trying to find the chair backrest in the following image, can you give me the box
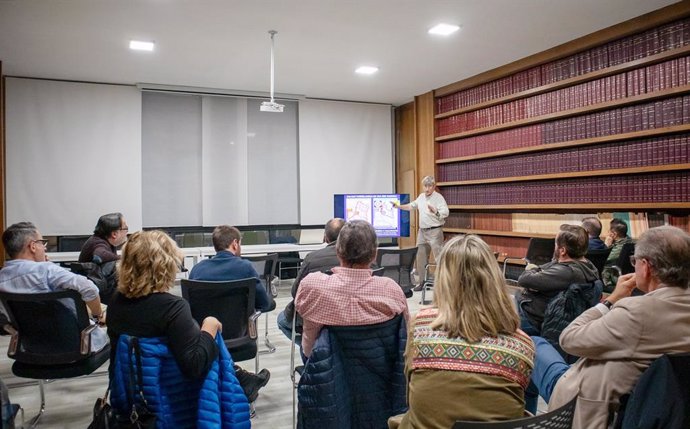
[57,235,90,252]
[375,247,418,291]
[298,314,407,429]
[243,253,279,297]
[180,278,257,350]
[586,247,613,277]
[0,290,92,365]
[524,237,556,266]
[615,242,636,275]
[453,394,577,428]
[615,353,690,429]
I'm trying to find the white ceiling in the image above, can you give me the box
[0,0,679,106]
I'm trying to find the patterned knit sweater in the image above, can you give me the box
[410,307,535,389]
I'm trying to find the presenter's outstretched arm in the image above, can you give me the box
[393,201,412,211]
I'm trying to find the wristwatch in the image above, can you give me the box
[603,300,614,309]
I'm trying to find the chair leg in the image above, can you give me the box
[259,313,277,355]
[27,379,46,428]
[254,350,260,375]
[249,401,256,419]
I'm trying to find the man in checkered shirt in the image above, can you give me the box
[295,220,410,358]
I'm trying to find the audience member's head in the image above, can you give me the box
[2,222,46,261]
[117,230,182,299]
[324,218,345,244]
[609,218,628,239]
[212,225,242,253]
[556,224,589,259]
[422,176,436,196]
[336,220,377,268]
[634,225,690,290]
[581,216,602,239]
[431,235,519,342]
[94,212,128,246]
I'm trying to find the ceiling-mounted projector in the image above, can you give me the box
[261,30,284,113]
[260,101,284,112]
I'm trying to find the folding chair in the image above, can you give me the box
[242,253,279,354]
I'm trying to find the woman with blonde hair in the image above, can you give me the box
[107,230,222,378]
[390,235,535,428]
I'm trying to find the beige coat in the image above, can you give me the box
[549,286,690,428]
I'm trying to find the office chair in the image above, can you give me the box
[0,290,110,427]
[375,247,419,298]
[502,237,555,284]
[453,395,577,428]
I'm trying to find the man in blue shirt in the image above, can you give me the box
[0,222,108,352]
[189,224,271,402]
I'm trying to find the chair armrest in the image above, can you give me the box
[503,257,527,275]
[6,325,19,356]
[606,265,623,277]
[80,324,97,355]
[423,264,436,282]
[248,311,261,339]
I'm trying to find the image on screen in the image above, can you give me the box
[334,193,410,237]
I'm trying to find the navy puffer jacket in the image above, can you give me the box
[297,315,407,429]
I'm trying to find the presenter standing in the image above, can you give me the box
[393,176,449,289]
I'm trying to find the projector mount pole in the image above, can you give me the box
[269,30,277,104]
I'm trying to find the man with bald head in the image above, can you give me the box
[277,218,345,343]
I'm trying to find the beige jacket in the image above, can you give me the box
[549,286,690,428]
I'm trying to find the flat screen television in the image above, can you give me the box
[333,193,410,238]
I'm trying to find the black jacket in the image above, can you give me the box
[517,259,599,328]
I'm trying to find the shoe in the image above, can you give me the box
[413,284,424,292]
[237,367,271,403]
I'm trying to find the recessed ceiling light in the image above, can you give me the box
[129,40,155,51]
[355,66,379,75]
[428,23,461,36]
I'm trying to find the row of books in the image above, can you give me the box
[436,56,690,137]
[437,95,690,158]
[441,171,690,205]
[436,17,690,114]
[437,134,690,182]
[443,213,690,256]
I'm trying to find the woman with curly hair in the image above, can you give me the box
[390,235,535,428]
[106,230,222,378]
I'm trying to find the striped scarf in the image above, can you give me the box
[410,307,535,389]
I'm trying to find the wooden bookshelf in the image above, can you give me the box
[443,228,554,239]
[438,163,690,186]
[435,44,690,120]
[449,203,690,210]
[436,84,690,142]
[436,124,690,164]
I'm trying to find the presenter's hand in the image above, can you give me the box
[427,204,437,214]
[392,201,400,208]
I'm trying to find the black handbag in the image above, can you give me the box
[87,387,117,429]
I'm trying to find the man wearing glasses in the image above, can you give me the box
[79,212,129,263]
[526,225,690,428]
[0,222,108,352]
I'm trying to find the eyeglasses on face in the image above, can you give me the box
[32,239,49,247]
[630,255,646,266]
[119,226,129,231]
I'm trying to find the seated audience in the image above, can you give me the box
[527,225,690,428]
[276,218,345,344]
[582,216,606,250]
[602,217,634,290]
[516,224,599,336]
[79,212,128,263]
[0,222,107,352]
[188,225,271,400]
[390,235,535,428]
[106,231,249,427]
[295,220,409,358]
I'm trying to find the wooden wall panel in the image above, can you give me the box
[414,91,435,185]
[395,102,417,248]
[1,67,5,265]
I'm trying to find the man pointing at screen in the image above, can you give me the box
[393,175,449,290]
